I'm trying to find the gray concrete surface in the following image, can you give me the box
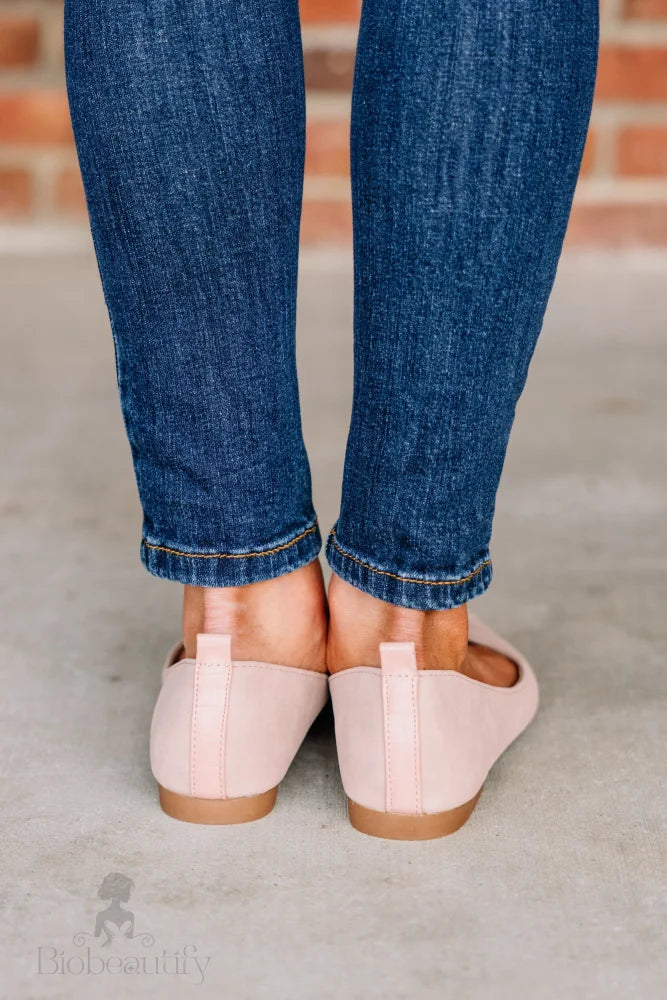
[1,249,665,999]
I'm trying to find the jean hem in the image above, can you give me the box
[325,528,492,610]
[141,520,322,587]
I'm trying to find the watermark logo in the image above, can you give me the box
[36,873,211,985]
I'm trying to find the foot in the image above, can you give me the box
[326,575,517,687]
[182,559,328,672]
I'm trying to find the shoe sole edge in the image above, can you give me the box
[158,785,278,825]
[347,787,483,840]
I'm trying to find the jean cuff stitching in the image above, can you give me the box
[328,528,490,586]
[142,521,318,561]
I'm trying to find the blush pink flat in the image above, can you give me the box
[150,633,328,824]
[329,615,539,840]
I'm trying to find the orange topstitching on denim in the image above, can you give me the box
[328,529,490,587]
[142,522,318,560]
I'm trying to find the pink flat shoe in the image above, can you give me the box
[329,616,539,840]
[150,633,328,824]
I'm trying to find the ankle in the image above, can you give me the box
[326,574,468,673]
[182,560,328,671]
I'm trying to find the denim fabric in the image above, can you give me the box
[65,0,597,607]
[327,0,599,608]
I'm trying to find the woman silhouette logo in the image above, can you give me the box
[94,873,135,947]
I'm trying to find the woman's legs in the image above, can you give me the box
[327,0,598,674]
[65,0,327,667]
[67,0,598,679]
[65,0,318,583]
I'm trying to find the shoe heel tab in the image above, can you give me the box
[195,633,232,665]
[379,641,417,674]
[379,641,421,815]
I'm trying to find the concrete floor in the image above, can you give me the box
[1,249,666,998]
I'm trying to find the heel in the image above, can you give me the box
[347,787,482,841]
[330,624,539,841]
[150,632,328,826]
[158,785,277,825]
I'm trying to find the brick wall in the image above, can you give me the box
[1,0,667,247]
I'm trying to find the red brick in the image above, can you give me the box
[305,119,350,175]
[0,92,74,146]
[0,15,40,68]
[300,0,361,23]
[304,48,356,91]
[595,46,667,100]
[624,0,667,17]
[0,166,32,216]
[565,203,667,246]
[300,199,352,244]
[54,165,87,213]
[618,125,667,175]
[580,129,596,177]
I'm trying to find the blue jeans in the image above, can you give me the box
[64,0,597,610]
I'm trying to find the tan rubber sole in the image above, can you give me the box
[347,787,483,841]
[158,785,278,825]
